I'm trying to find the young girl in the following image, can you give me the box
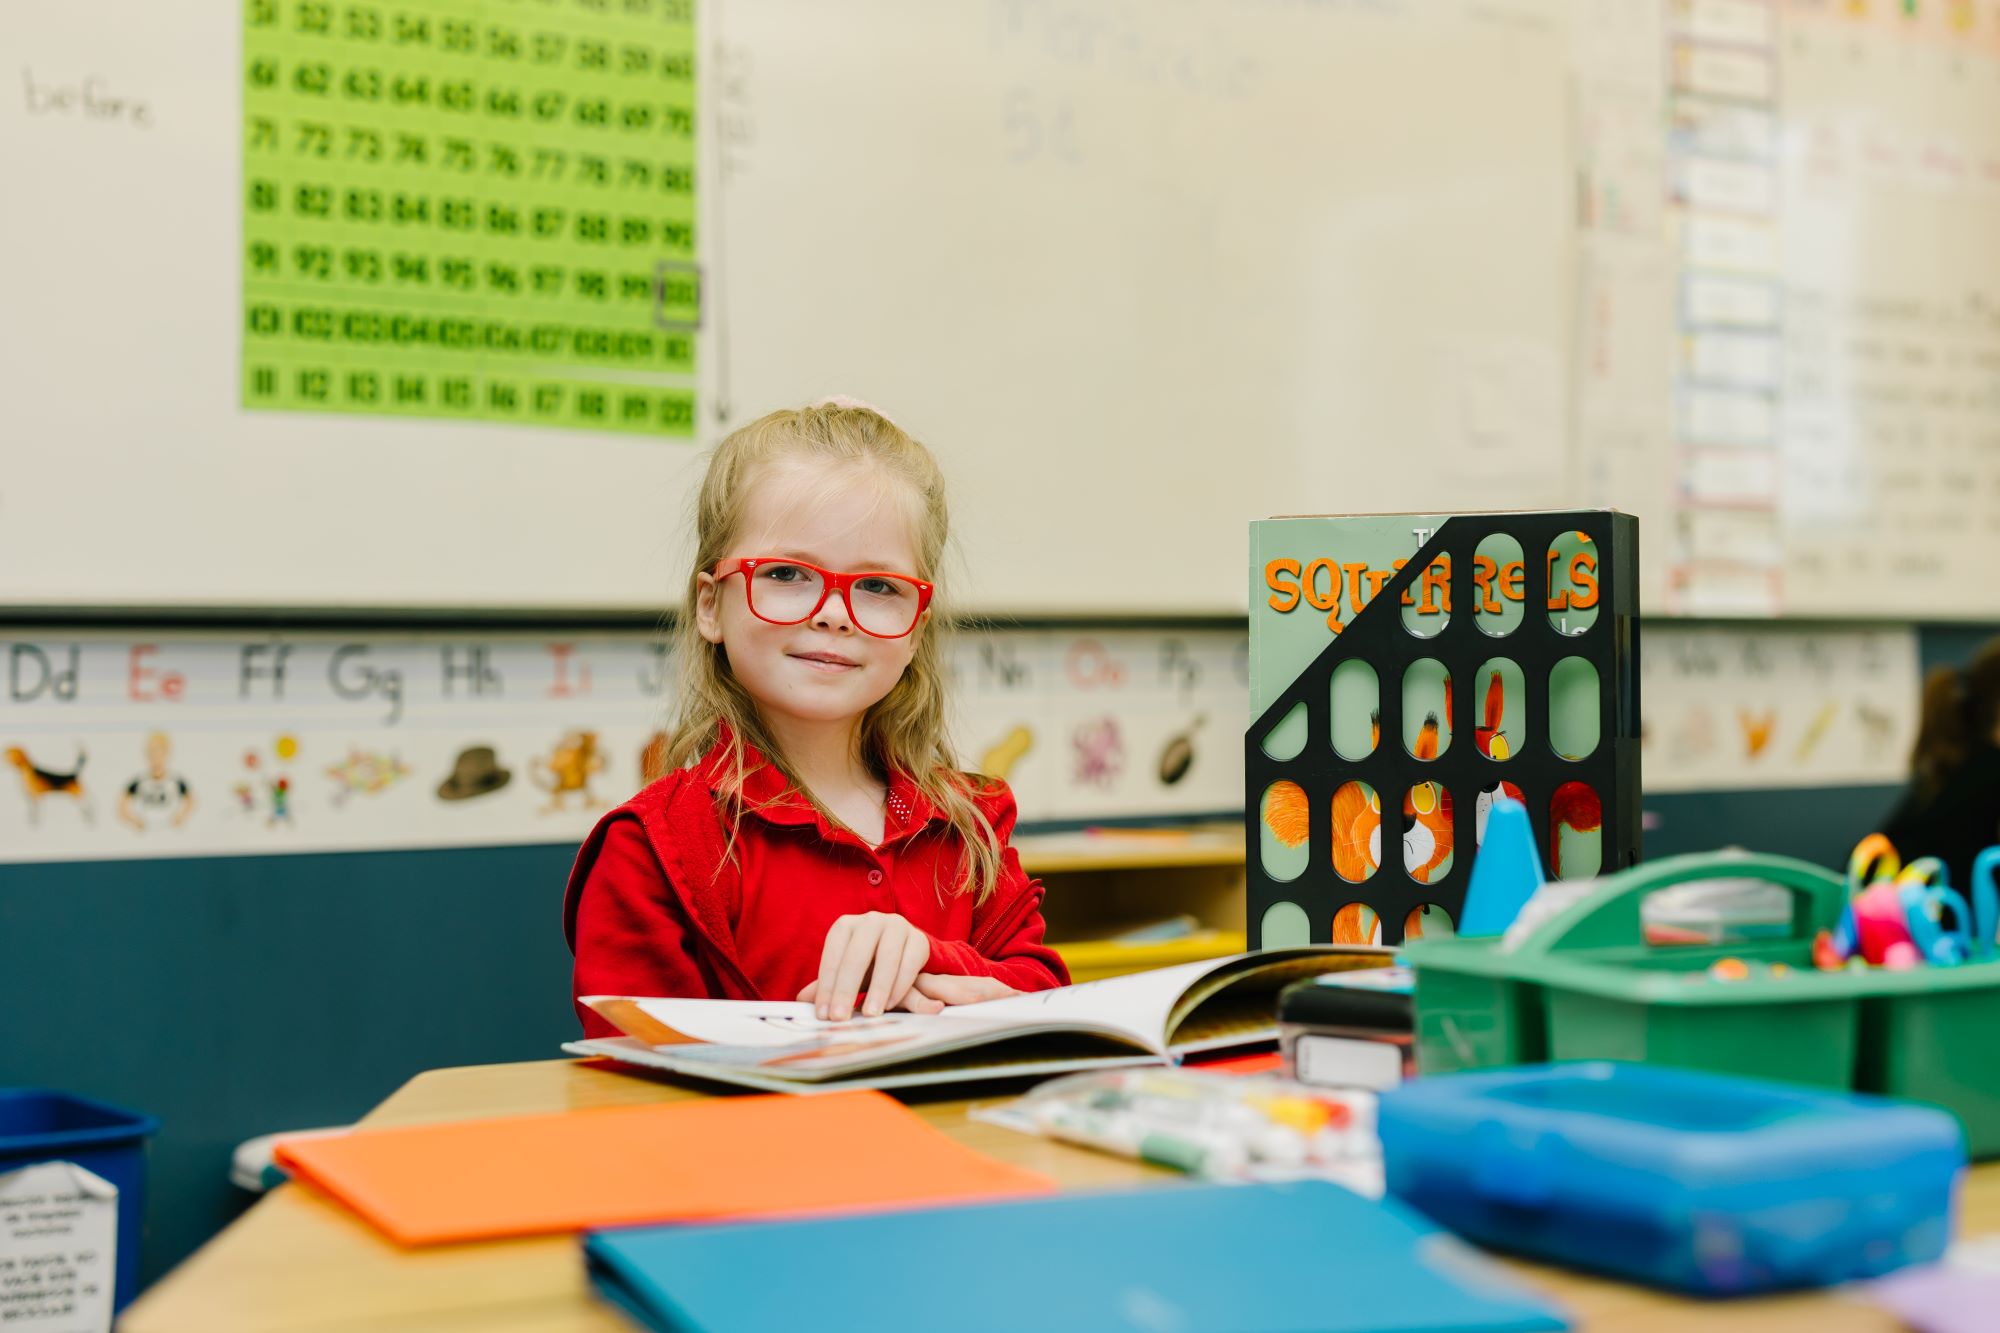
[563,402,1069,1036]
[1882,636,2000,892]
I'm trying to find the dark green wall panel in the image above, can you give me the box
[0,842,581,1285]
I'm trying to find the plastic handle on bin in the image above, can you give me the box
[1971,847,2000,959]
[1847,834,1902,900]
[1505,852,1848,959]
[1901,880,1977,967]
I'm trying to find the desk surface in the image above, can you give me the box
[124,1059,1996,1333]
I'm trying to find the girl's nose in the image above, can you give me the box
[812,593,856,632]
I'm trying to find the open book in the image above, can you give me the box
[562,948,1393,1093]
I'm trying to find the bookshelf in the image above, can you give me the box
[1016,825,1248,982]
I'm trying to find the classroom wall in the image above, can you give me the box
[0,842,581,1284]
[2,619,1989,1288]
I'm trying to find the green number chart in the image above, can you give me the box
[243,0,698,437]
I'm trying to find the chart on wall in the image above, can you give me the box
[240,0,699,434]
[1776,0,2000,616]
[0,626,1248,863]
[1637,623,1918,791]
[1,0,707,613]
[1576,0,2000,617]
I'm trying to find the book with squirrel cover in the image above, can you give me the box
[1246,511,1639,948]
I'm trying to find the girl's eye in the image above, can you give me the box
[855,577,906,598]
[759,563,810,583]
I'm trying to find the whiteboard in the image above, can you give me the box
[0,0,1576,615]
[1774,7,2000,618]
[1569,0,2000,619]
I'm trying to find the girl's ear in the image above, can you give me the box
[694,572,725,644]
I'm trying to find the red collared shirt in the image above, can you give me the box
[565,738,1068,1036]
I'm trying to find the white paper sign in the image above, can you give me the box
[0,1162,117,1333]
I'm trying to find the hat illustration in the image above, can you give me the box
[437,745,512,801]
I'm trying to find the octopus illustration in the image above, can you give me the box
[1071,717,1123,788]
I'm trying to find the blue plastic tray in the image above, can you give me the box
[1378,1062,1963,1295]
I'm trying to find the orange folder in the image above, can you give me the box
[274,1090,1054,1246]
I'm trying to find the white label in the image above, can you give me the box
[1682,389,1777,445]
[1672,43,1775,101]
[1685,448,1782,504]
[1294,1035,1406,1091]
[1671,99,1777,159]
[1676,158,1777,215]
[0,1162,117,1333]
[1686,331,1782,389]
[1683,216,1777,274]
[1684,275,1780,328]
[1676,0,1776,47]
[1685,507,1784,565]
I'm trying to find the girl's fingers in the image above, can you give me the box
[795,981,818,1004]
[897,989,945,1015]
[859,928,907,1018]
[912,973,1019,1006]
[862,927,926,1017]
[882,930,930,1013]
[825,917,885,1021]
[812,918,856,1020]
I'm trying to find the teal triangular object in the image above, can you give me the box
[1460,796,1545,937]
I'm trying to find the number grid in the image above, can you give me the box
[243,0,698,436]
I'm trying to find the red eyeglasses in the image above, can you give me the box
[713,557,934,639]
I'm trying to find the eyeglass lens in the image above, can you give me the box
[746,563,921,636]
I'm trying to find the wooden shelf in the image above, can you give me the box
[1015,823,1244,874]
[1021,823,1249,981]
[1052,930,1248,983]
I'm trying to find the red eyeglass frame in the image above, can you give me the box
[712,557,935,639]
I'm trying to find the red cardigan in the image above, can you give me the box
[562,740,1069,1036]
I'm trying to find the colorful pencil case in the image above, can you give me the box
[1379,1062,1963,1295]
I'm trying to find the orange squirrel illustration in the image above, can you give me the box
[1402,710,1453,885]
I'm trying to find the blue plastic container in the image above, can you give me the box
[1379,1062,1964,1295]
[0,1089,161,1312]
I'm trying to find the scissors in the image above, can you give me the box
[1833,834,1904,960]
[1897,857,1997,967]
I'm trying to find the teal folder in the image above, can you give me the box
[585,1179,1569,1333]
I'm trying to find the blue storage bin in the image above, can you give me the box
[1379,1061,1963,1295]
[0,1089,160,1313]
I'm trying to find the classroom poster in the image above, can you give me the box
[948,628,1248,825]
[1637,623,1918,791]
[1575,0,2000,618]
[241,0,700,435]
[0,626,1249,864]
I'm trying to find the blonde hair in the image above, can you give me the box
[660,403,1004,902]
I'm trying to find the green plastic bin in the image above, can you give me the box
[1404,850,2000,1157]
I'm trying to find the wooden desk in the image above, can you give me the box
[124,1059,1996,1333]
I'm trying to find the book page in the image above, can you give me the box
[592,984,1160,1048]
[594,950,1387,1060]
[593,960,1232,1055]
[954,958,1234,1050]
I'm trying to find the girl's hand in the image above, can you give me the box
[907,973,1019,1009]
[796,912,931,1020]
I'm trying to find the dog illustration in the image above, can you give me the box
[6,745,92,825]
